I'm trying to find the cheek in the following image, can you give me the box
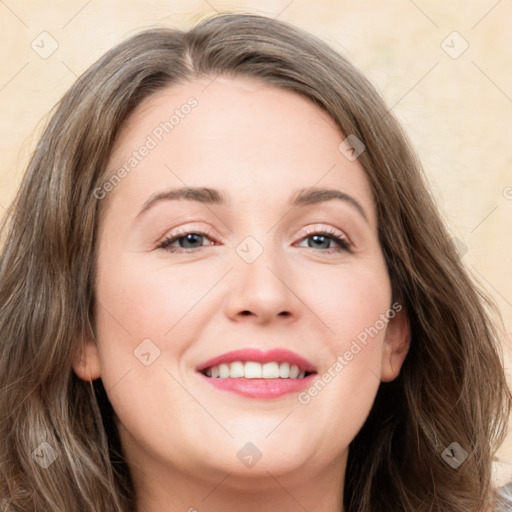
[93,253,220,379]
[92,255,203,443]
[293,262,391,450]
[299,257,392,347]
[95,251,210,334]
[298,257,391,391]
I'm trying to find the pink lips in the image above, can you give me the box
[198,373,317,398]
[196,348,317,399]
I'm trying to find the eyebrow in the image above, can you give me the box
[136,186,369,224]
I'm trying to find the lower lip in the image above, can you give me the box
[198,372,316,398]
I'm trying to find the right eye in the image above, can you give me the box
[158,229,218,253]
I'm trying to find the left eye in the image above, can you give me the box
[157,229,351,254]
[295,230,351,253]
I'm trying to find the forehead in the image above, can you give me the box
[104,75,376,228]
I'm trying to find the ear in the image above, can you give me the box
[73,338,101,381]
[380,306,410,382]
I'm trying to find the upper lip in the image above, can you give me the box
[196,348,317,373]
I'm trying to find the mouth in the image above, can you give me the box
[195,348,317,398]
[200,361,315,379]
[196,347,317,377]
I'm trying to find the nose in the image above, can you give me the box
[224,239,300,325]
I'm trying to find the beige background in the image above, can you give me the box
[1,0,511,485]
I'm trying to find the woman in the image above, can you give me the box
[0,12,510,512]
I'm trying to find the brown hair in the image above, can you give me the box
[0,12,510,512]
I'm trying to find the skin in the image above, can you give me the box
[74,75,410,512]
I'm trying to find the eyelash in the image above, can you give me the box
[157,226,352,254]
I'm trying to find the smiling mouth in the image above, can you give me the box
[200,361,315,379]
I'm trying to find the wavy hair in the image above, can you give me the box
[0,12,510,512]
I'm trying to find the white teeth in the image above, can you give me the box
[279,362,290,378]
[262,362,280,379]
[218,363,230,378]
[244,361,262,379]
[203,361,310,379]
[229,361,245,378]
[289,364,300,379]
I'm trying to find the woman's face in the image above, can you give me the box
[75,76,409,488]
